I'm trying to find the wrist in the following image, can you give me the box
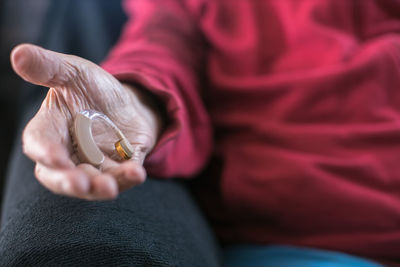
[121,83,165,142]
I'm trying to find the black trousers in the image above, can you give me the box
[0,1,221,266]
[1,133,220,265]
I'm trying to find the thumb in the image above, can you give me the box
[11,43,85,88]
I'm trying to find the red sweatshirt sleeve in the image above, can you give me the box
[101,0,212,178]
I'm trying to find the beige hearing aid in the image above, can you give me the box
[71,110,134,166]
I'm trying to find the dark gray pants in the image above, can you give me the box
[1,137,220,266]
[0,1,221,266]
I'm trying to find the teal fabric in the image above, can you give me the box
[223,245,383,267]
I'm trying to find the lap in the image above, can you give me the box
[0,106,221,266]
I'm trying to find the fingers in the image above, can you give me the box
[35,163,90,197]
[34,157,146,200]
[35,163,119,200]
[76,164,118,200]
[101,158,146,191]
[23,127,73,169]
[10,43,86,88]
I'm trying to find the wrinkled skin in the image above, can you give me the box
[11,44,162,200]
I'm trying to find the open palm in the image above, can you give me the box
[11,44,161,200]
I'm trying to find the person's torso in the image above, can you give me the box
[191,0,400,262]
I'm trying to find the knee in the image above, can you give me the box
[0,204,178,266]
[0,194,220,266]
[0,227,177,266]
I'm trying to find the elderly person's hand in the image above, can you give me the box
[11,44,163,200]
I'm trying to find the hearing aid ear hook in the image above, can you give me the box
[72,110,134,166]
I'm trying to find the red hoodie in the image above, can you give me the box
[102,0,400,263]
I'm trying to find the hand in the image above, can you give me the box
[11,44,163,200]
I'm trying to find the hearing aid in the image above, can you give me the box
[71,110,134,166]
